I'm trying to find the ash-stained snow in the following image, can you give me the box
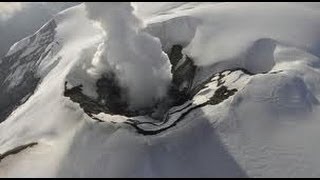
[1,2,320,178]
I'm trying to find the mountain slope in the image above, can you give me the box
[1,2,320,177]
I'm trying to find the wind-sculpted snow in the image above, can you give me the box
[1,2,320,178]
[144,16,201,52]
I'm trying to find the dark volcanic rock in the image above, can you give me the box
[64,83,110,116]
[169,44,184,68]
[169,44,197,98]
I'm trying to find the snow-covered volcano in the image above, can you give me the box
[1,2,320,177]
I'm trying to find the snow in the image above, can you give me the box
[1,2,320,178]
[139,2,320,68]
[92,113,127,123]
[5,36,30,57]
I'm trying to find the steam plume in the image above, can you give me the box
[84,2,172,110]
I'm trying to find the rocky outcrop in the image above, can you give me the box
[168,44,196,98]
[0,20,58,123]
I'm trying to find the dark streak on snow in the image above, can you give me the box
[0,142,38,162]
[125,85,237,135]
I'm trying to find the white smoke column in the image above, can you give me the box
[84,2,172,110]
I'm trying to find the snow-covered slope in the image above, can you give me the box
[1,2,320,177]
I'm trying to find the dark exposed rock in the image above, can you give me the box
[207,86,237,105]
[168,44,184,68]
[169,44,197,99]
[64,83,110,116]
[0,72,41,123]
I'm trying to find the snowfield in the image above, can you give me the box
[1,2,320,177]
